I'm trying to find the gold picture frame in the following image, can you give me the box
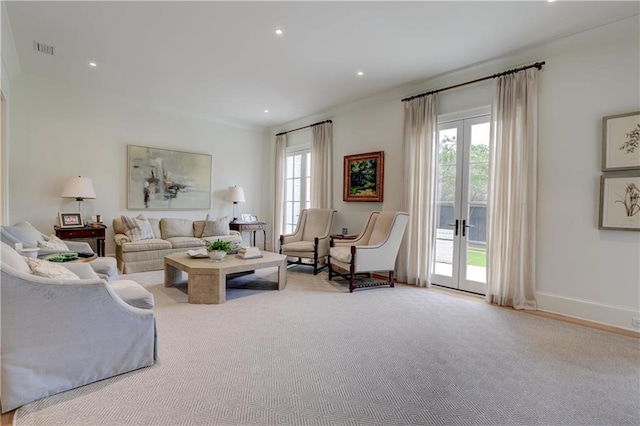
[343,151,384,202]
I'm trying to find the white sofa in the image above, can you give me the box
[0,241,156,413]
[113,217,242,273]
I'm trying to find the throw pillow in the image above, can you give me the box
[199,216,229,238]
[121,214,154,241]
[37,235,69,251]
[28,258,80,280]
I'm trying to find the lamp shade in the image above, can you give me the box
[224,186,245,203]
[61,176,96,200]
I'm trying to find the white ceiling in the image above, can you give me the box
[5,1,639,129]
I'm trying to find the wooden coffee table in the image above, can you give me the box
[164,251,287,304]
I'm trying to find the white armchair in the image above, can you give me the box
[328,211,409,292]
[279,208,337,275]
[0,242,156,413]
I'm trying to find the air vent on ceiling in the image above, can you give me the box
[33,41,55,56]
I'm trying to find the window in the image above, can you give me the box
[284,147,311,234]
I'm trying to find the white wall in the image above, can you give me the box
[268,18,640,330]
[1,1,20,225]
[8,74,268,254]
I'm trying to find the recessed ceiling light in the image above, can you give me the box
[357,71,364,76]
[89,62,97,67]
[548,0,556,2]
[264,109,269,113]
[275,29,283,35]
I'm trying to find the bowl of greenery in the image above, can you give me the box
[203,239,232,261]
[47,252,79,262]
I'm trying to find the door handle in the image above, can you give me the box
[462,219,475,237]
[447,219,459,236]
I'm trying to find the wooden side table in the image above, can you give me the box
[54,225,107,257]
[229,221,267,250]
[330,234,359,241]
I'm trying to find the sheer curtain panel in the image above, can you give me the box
[486,68,539,309]
[398,94,438,286]
[273,134,287,251]
[311,122,333,209]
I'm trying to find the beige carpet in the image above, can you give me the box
[14,266,640,425]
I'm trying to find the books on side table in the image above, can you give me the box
[236,246,262,259]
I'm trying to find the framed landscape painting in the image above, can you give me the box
[343,151,384,202]
[602,111,640,171]
[127,145,212,210]
[599,173,640,231]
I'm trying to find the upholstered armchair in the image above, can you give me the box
[0,221,118,281]
[0,242,156,412]
[328,211,409,292]
[1,221,94,257]
[279,208,337,275]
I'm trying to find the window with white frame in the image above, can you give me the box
[284,147,311,234]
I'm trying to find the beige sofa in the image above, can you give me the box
[113,217,242,273]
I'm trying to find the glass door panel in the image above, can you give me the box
[432,123,462,288]
[431,115,489,295]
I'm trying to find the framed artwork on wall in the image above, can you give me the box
[127,145,212,210]
[602,111,640,171]
[599,173,640,232]
[58,212,84,228]
[343,151,384,202]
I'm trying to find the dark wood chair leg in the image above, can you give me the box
[327,252,334,279]
[349,246,356,292]
[313,237,319,275]
[389,270,395,288]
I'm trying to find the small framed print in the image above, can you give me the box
[599,174,640,232]
[602,111,640,171]
[58,212,84,228]
[240,213,258,222]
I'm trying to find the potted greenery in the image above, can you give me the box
[203,239,232,261]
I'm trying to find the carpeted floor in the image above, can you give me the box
[14,266,640,425]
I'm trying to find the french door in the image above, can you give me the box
[284,148,311,234]
[431,115,489,294]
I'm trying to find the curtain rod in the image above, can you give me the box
[275,119,332,137]
[401,61,546,103]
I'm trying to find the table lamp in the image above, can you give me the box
[62,176,96,221]
[224,186,245,222]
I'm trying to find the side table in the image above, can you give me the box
[54,225,107,257]
[330,234,359,241]
[330,234,358,247]
[229,221,267,250]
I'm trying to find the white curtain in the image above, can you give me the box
[311,122,333,209]
[272,134,287,251]
[397,94,438,287]
[486,68,539,309]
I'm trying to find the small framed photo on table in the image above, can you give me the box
[58,212,84,228]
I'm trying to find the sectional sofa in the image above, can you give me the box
[113,217,242,273]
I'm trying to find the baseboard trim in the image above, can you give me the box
[536,291,640,334]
